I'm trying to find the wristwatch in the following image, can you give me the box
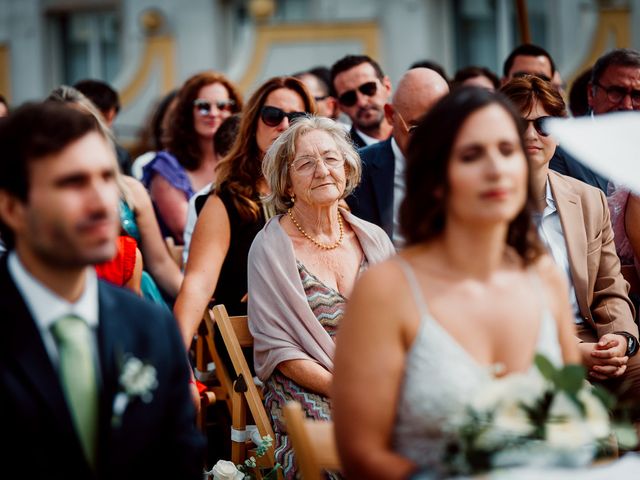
[613,331,639,357]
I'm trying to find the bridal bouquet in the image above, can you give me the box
[444,354,637,475]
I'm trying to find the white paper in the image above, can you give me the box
[545,112,640,193]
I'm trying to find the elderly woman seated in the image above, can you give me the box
[247,116,395,478]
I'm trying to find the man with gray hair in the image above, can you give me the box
[346,68,449,245]
[588,48,640,114]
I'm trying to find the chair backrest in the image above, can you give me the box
[207,305,277,468]
[283,401,341,480]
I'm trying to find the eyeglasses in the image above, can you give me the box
[260,106,307,127]
[521,116,551,137]
[337,81,378,107]
[396,110,419,134]
[594,81,640,107]
[290,154,345,175]
[193,99,236,116]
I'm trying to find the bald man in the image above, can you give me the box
[346,68,449,245]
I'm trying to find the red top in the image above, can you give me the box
[95,236,137,286]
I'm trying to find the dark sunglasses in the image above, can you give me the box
[193,98,236,116]
[260,106,307,127]
[337,81,378,107]
[521,116,551,136]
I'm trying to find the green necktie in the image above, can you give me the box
[51,315,98,468]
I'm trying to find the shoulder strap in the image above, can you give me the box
[395,256,429,319]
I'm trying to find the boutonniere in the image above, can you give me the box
[111,355,158,427]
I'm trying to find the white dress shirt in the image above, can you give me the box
[8,251,100,366]
[183,182,213,267]
[355,128,381,147]
[537,180,583,324]
[391,137,406,248]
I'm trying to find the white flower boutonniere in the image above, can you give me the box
[111,355,158,427]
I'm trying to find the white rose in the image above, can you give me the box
[209,460,244,480]
[577,388,610,440]
[546,392,591,448]
[469,378,510,413]
[470,372,546,414]
[492,400,535,437]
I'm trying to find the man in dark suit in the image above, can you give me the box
[347,68,449,244]
[0,102,204,479]
[330,55,393,149]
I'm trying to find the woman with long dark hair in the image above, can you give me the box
[174,76,315,347]
[142,72,242,243]
[332,87,580,479]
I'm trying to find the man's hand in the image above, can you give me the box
[578,333,629,380]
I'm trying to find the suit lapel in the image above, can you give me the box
[369,139,395,236]
[0,257,83,448]
[349,126,366,149]
[548,173,590,318]
[96,282,122,452]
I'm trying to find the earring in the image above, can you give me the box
[290,194,295,204]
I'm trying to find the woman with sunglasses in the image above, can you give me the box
[501,76,639,397]
[174,76,315,351]
[142,71,242,244]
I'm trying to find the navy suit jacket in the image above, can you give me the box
[349,126,367,150]
[347,138,395,239]
[0,257,205,480]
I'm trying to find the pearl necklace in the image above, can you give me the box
[287,208,344,250]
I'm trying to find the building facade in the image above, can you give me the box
[0,0,637,144]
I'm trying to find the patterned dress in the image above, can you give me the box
[263,260,364,479]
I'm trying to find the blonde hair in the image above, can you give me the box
[47,85,133,207]
[262,115,361,213]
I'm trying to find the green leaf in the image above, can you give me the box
[592,385,616,410]
[534,354,557,382]
[554,365,586,394]
[613,422,639,450]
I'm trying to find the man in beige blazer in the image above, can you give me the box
[549,171,640,403]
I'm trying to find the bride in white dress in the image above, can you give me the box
[332,87,581,479]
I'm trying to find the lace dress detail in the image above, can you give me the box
[392,258,563,474]
[608,184,639,271]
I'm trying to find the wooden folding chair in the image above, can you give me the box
[207,305,279,474]
[283,401,341,480]
[200,310,232,412]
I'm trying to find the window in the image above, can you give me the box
[452,0,549,75]
[48,9,121,86]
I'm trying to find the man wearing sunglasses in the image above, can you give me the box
[346,68,449,246]
[330,55,393,149]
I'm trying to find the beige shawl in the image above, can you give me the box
[248,208,395,381]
